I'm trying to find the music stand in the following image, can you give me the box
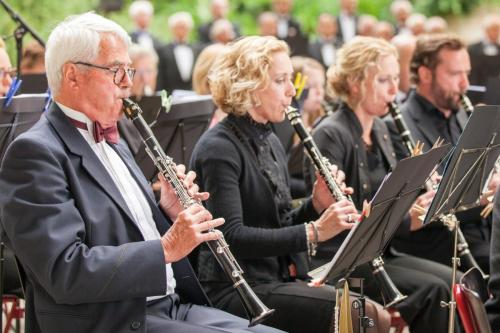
[119,94,215,183]
[18,74,48,94]
[309,144,450,284]
[422,105,500,333]
[0,93,45,330]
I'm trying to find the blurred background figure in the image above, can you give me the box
[375,21,395,41]
[272,0,302,39]
[198,0,240,44]
[309,13,342,69]
[336,0,359,43]
[468,14,500,86]
[391,33,416,102]
[191,43,227,127]
[128,0,162,52]
[258,11,279,37]
[425,16,448,34]
[288,56,326,199]
[405,13,427,36]
[129,43,158,97]
[357,14,378,37]
[156,11,199,94]
[0,37,14,97]
[20,40,45,74]
[390,0,413,35]
[209,18,236,44]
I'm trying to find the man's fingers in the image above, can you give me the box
[195,218,225,232]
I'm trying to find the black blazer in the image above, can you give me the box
[468,41,500,86]
[487,190,500,329]
[308,39,342,69]
[190,115,319,296]
[156,42,200,93]
[129,30,163,52]
[0,104,208,333]
[335,15,359,44]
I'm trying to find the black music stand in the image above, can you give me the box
[422,105,500,333]
[0,94,45,330]
[309,144,450,284]
[119,94,215,183]
[18,74,48,94]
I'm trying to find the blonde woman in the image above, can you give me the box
[190,36,390,333]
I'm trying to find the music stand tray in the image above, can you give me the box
[0,94,47,161]
[309,144,450,284]
[119,95,215,182]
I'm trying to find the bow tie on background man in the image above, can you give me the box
[69,118,120,144]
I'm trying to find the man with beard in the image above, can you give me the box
[385,33,496,274]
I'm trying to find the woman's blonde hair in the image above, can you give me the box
[192,43,226,95]
[327,36,397,104]
[209,36,289,115]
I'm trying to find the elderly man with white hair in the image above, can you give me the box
[0,12,283,333]
[156,11,200,94]
[128,0,162,52]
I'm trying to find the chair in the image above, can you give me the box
[454,267,492,333]
[1,242,25,333]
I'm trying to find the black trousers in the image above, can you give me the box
[146,293,283,333]
[207,280,390,333]
[350,254,460,333]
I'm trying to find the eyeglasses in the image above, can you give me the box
[74,62,136,85]
[0,68,17,79]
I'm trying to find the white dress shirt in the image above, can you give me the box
[57,103,176,301]
[174,44,194,82]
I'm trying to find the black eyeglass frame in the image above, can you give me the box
[74,61,136,85]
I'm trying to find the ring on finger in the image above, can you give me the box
[346,214,353,223]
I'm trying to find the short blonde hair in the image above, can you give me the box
[327,36,397,103]
[192,43,226,95]
[209,36,289,115]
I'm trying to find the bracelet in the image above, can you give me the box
[304,223,311,257]
[309,222,318,256]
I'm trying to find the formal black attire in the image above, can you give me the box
[335,14,359,44]
[156,42,200,94]
[197,20,241,44]
[0,104,280,333]
[129,29,163,53]
[385,90,491,273]
[486,190,500,329]
[310,103,457,333]
[190,114,389,333]
[308,38,342,69]
[468,40,500,87]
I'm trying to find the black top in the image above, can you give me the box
[487,190,500,329]
[308,103,410,266]
[190,114,320,297]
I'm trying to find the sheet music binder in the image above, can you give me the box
[309,144,450,283]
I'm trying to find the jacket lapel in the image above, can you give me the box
[410,106,442,149]
[45,104,138,227]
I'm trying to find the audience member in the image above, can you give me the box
[20,40,45,74]
[336,0,359,43]
[425,16,448,34]
[309,13,342,68]
[390,0,413,35]
[258,12,279,37]
[0,37,14,97]
[405,13,426,36]
[198,0,241,44]
[375,21,395,41]
[128,0,162,52]
[129,43,158,97]
[209,19,236,44]
[357,14,378,37]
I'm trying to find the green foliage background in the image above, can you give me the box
[1,0,499,60]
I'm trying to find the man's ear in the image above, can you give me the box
[62,63,80,90]
[418,65,432,85]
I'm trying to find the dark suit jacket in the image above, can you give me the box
[335,15,359,44]
[308,39,342,69]
[129,29,163,52]
[0,104,208,333]
[156,43,200,94]
[468,41,500,87]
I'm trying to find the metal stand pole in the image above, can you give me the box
[440,213,459,333]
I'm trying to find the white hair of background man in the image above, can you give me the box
[168,11,194,30]
[128,0,154,18]
[45,12,131,97]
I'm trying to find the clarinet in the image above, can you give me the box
[387,102,488,280]
[285,106,407,308]
[460,94,474,115]
[121,98,274,327]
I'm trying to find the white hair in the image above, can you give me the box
[129,43,158,65]
[45,12,131,97]
[168,11,194,30]
[128,0,154,18]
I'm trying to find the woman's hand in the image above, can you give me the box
[409,190,436,231]
[312,165,354,214]
[312,199,359,242]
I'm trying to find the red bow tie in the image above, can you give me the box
[68,118,120,144]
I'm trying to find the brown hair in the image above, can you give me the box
[192,43,226,95]
[410,33,465,84]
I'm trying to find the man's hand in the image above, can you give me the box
[409,190,436,231]
[161,204,224,263]
[311,165,353,214]
[159,164,209,219]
